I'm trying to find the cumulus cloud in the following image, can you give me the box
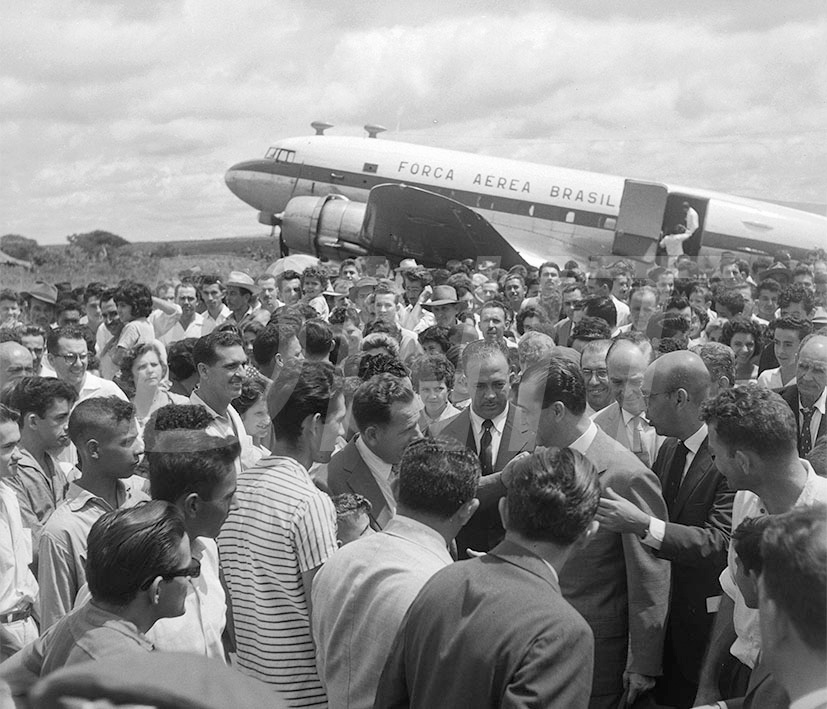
[0,0,824,244]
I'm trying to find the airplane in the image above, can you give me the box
[224,122,826,271]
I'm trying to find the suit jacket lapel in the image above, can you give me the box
[671,438,712,517]
[494,406,533,471]
[344,441,392,529]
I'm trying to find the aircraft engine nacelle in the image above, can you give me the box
[280,195,370,260]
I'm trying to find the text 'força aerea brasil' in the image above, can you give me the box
[396,161,618,206]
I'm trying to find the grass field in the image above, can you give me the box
[0,234,280,290]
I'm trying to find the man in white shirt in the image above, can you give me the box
[312,437,480,709]
[758,506,827,709]
[694,386,827,706]
[144,422,240,661]
[0,404,38,660]
[151,283,204,346]
[324,375,422,531]
[198,276,230,337]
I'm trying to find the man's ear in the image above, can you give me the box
[146,577,163,606]
[455,498,480,527]
[196,362,208,379]
[572,519,600,551]
[181,492,200,519]
[361,424,378,448]
[86,438,100,460]
[498,496,509,529]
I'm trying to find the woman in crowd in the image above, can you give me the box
[232,375,271,459]
[118,342,187,433]
[112,282,156,368]
[722,316,763,385]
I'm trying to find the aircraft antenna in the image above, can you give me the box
[364,124,387,139]
[311,121,334,135]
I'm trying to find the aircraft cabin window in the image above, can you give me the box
[602,217,617,230]
[275,149,296,163]
[529,205,535,217]
[565,211,575,224]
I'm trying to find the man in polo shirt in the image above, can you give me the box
[219,360,345,707]
[0,404,38,661]
[46,326,127,405]
[23,282,58,330]
[4,377,77,553]
[190,330,255,470]
[199,275,230,336]
[38,397,148,630]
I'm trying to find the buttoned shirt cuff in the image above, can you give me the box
[641,516,665,549]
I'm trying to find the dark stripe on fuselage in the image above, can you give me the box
[235,160,614,231]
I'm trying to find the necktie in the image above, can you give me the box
[479,419,494,475]
[799,407,815,456]
[664,442,689,510]
[630,416,650,468]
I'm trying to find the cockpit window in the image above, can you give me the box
[265,147,278,159]
[264,148,296,162]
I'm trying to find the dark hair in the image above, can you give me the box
[329,305,360,327]
[769,314,813,343]
[199,274,224,290]
[700,386,797,457]
[0,402,20,425]
[732,515,771,575]
[418,326,451,354]
[756,278,781,295]
[779,283,815,313]
[146,427,240,503]
[333,492,372,517]
[148,403,212,432]
[338,259,360,276]
[301,265,329,288]
[357,352,408,381]
[409,355,455,390]
[582,295,617,329]
[397,438,480,517]
[646,312,691,341]
[536,354,587,416]
[721,316,763,358]
[193,330,244,368]
[692,342,736,388]
[0,288,19,304]
[86,501,186,605]
[277,269,302,288]
[714,288,746,316]
[5,376,78,420]
[231,376,268,416]
[268,359,341,444]
[118,342,166,395]
[300,319,333,359]
[352,373,415,432]
[68,396,135,447]
[46,324,87,355]
[571,316,612,343]
[515,306,550,336]
[56,299,82,318]
[506,447,600,544]
[167,339,198,382]
[114,282,153,319]
[459,339,508,374]
[761,505,827,652]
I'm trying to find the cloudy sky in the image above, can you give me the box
[2,0,825,245]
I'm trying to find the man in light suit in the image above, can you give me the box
[439,340,535,556]
[324,374,422,531]
[596,350,735,708]
[593,337,662,467]
[779,334,827,458]
[374,446,600,709]
[520,354,670,708]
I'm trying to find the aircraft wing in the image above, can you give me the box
[359,183,528,269]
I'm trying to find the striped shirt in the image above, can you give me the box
[218,456,337,707]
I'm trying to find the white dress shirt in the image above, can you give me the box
[355,435,397,516]
[469,405,509,466]
[799,386,826,449]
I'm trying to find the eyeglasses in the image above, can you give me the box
[643,390,674,403]
[140,558,201,590]
[55,352,88,364]
[581,368,609,380]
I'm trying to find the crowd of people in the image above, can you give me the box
[0,247,826,708]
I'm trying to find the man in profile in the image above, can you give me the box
[375,447,600,709]
[312,438,480,708]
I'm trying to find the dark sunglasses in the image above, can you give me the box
[140,558,201,590]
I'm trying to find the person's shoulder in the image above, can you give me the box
[592,401,620,426]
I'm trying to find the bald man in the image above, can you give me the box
[779,334,827,458]
[0,342,35,385]
[596,351,735,708]
[593,338,662,467]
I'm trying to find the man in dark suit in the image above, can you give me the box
[374,447,600,709]
[324,374,422,531]
[596,350,734,708]
[779,334,827,458]
[439,340,535,556]
[519,355,670,708]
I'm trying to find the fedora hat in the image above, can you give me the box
[348,277,378,301]
[23,281,58,305]
[225,271,259,295]
[423,285,460,308]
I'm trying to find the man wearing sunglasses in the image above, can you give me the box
[0,501,194,695]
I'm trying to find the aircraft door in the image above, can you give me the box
[613,180,668,262]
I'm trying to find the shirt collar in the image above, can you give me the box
[684,423,708,454]
[66,479,129,513]
[569,420,599,454]
[800,386,827,415]
[355,434,393,477]
[620,406,649,426]
[469,404,509,434]
[190,391,227,421]
[383,515,452,563]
